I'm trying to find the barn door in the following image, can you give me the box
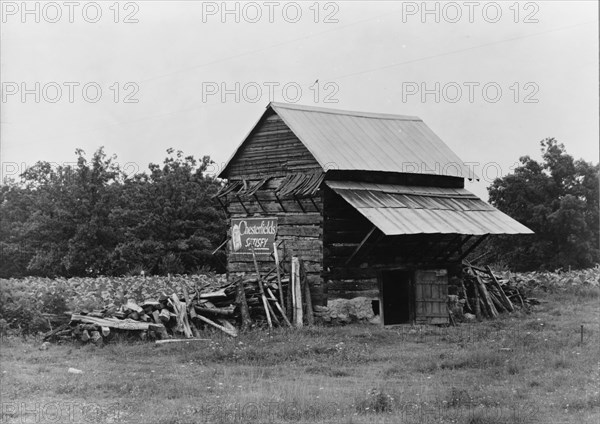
[414,269,449,325]
[379,270,413,325]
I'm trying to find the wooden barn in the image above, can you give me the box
[216,103,532,325]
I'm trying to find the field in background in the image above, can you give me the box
[1,283,599,424]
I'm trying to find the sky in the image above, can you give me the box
[1,0,598,200]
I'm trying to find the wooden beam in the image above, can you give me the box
[274,193,287,212]
[443,235,472,261]
[251,247,272,329]
[293,194,306,213]
[291,257,303,327]
[345,225,378,266]
[431,234,461,261]
[211,237,230,255]
[236,195,250,215]
[458,234,489,261]
[309,196,321,213]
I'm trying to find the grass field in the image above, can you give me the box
[1,289,598,424]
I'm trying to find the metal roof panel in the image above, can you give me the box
[326,181,533,235]
[270,103,478,179]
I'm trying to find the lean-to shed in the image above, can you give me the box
[216,103,532,325]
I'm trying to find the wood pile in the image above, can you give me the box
[460,262,538,320]
[43,255,314,344]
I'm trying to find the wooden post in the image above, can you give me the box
[300,260,314,325]
[472,278,482,320]
[266,287,292,327]
[273,242,286,317]
[236,277,252,330]
[251,247,272,329]
[474,273,499,318]
[485,265,514,312]
[291,256,303,327]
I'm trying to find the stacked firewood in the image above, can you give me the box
[461,263,537,320]
[43,274,292,344]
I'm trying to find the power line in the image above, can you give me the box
[139,12,395,84]
[8,20,595,140]
[327,20,596,81]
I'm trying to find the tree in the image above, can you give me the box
[0,148,227,277]
[108,149,227,275]
[487,138,599,270]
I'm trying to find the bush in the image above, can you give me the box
[0,280,50,335]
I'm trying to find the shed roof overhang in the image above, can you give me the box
[326,181,533,236]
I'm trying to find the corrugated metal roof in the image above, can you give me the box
[326,181,533,235]
[270,102,478,180]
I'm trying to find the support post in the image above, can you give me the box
[273,243,286,317]
[458,234,489,262]
[251,247,272,328]
[291,256,303,327]
[345,226,378,266]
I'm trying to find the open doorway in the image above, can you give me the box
[379,270,413,325]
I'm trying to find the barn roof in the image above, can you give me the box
[219,102,478,180]
[326,181,533,235]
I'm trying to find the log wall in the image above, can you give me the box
[323,186,462,299]
[223,111,325,305]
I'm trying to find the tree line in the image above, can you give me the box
[0,148,227,278]
[0,139,597,278]
[487,138,599,270]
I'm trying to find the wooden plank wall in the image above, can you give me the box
[224,112,321,179]
[223,111,326,305]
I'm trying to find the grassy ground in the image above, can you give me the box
[1,289,598,424]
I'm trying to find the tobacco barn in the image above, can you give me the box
[216,103,532,325]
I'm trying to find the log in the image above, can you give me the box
[273,242,287,317]
[169,294,193,338]
[486,265,515,312]
[125,300,143,313]
[159,309,171,323]
[155,338,209,345]
[460,278,472,313]
[472,278,481,320]
[292,257,303,327]
[235,277,253,331]
[71,314,161,331]
[266,287,292,327]
[90,331,102,344]
[42,323,70,341]
[251,247,272,329]
[301,260,314,326]
[195,314,238,337]
[195,305,235,317]
[199,289,228,299]
[474,273,499,318]
[488,290,506,313]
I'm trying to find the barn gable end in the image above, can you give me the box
[220,110,322,180]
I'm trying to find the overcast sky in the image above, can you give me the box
[1,0,598,199]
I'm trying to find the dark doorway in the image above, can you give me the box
[379,270,413,325]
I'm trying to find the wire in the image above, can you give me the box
[327,20,596,81]
[139,11,396,84]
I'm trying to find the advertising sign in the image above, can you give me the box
[230,217,278,256]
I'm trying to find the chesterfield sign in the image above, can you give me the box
[231,217,278,256]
